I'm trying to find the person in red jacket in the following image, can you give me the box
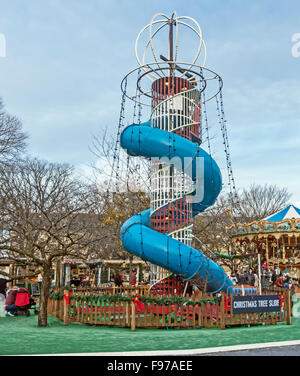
[275,275,285,288]
[4,286,18,316]
[131,270,137,286]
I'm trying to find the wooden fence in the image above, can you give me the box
[47,286,291,331]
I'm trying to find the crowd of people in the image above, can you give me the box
[227,262,297,292]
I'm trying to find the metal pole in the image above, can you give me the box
[168,14,175,77]
[183,281,189,297]
[257,253,262,294]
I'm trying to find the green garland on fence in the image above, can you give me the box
[138,295,219,306]
[69,294,132,304]
[49,291,220,306]
[49,291,64,300]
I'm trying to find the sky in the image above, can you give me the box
[0,0,300,206]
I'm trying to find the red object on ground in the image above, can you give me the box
[15,288,30,307]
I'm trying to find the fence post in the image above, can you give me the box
[63,289,70,326]
[286,290,291,325]
[131,302,136,331]
[220,292,225,330]
[54,288,59,318]
[125,302,129,327]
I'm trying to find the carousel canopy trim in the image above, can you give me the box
[264,205,300,222]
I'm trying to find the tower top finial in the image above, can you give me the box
[134,12,207,82]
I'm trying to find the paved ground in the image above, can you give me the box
[47,340,300,356]
[196,344,300,356]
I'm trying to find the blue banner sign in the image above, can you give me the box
[232,295,281,314]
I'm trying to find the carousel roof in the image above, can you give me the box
[263,204,300,222]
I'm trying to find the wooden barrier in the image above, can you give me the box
[47,288,291,331]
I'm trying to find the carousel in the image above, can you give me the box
[229,204,300,281]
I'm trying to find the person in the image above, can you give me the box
[4,286,18,316]
[261,270,270,290]
[288,278,295,292]
[271,269,278,286]
[254,271,259,288]
[275,266,281,277]
[230,271,238,285]
[81,274,90,287]
[283,275,289,289]
[275,274,285,288]
[246,268,255,286]
[266,268,272,280]
[114,270,123,287]
[283,271,291,284]
[131,269,137,286]
[0,278,13,297]
[237,270,247,285]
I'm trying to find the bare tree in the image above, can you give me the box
[192,193,236,270]
[192,183,292,272]
[98,190,150,275]
[234,183,292,223]
[90,127,151,278]
[90,127,151,194]
[0,158,106,326]
[0,98,28,164]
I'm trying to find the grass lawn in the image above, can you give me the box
[1,310,300,355]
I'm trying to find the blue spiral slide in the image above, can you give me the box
[120,121,234,294]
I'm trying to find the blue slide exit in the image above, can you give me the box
[120,121,234,294]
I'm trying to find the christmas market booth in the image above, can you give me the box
[61,258,149,287]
